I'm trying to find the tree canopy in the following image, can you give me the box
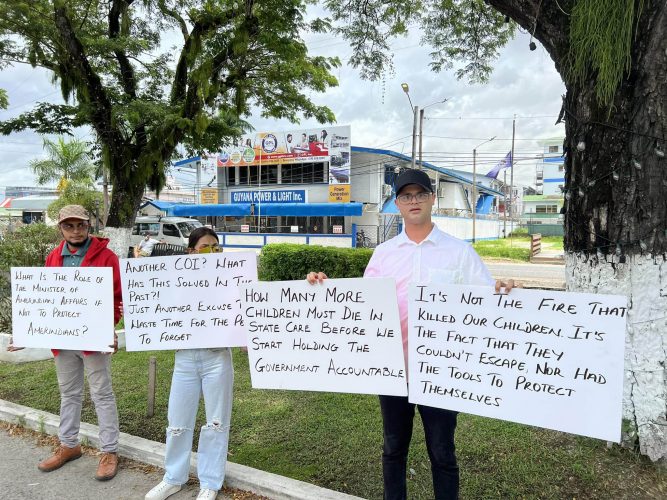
[0,0,339,226]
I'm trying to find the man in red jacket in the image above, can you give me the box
[38,205,123,480]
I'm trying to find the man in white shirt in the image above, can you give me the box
[134,233,162,257]
[308,169,517,500]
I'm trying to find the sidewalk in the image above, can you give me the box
[0,399,362,500]
[0,426,206,500]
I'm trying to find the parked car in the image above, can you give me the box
[130,216,203,249]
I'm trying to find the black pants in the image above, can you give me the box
[379,395,459,500]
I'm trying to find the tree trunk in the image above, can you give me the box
[103,156,146,258]
[562,4,667,461]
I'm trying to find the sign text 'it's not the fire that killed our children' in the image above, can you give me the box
[408,284,627,442]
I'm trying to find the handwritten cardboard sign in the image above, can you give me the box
[240,278,407,396]
[11,267,114,352]
[121,252,257,350]
[408,284,626,442]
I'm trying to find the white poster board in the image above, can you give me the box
[11,267,114,352]
[240,278,407,396]
[121,252,257,351]
[408,284,626,442]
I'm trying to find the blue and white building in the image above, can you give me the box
[154,127,505,250]
[536,138,565,195]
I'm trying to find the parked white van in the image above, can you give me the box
[130,216,203,249]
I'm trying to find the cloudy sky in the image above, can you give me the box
[0,12,565,196]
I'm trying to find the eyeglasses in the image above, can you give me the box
[61,222,89,231]
[396,192,432,205]
[196,245,222,254]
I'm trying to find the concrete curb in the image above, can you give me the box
[0,399,362,500]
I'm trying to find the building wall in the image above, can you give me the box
[433,215,499,241]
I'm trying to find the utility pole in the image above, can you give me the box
[411,105,419,169]
[472,148,477,243]
[418,108,424,168]
[503,169,507,238]
[195,159,202,204]
[510,114,516,241]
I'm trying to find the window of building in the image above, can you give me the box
[548,145,559,153]
[226,166,236,185]
[281,162,326,184]
[261,165,278,184]
[22,211,43,224]
[239,165,248,184]
[535,205,558,214]
[249,165,259,184]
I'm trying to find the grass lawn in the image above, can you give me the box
[473,235,564,261]
[1,351,664,499]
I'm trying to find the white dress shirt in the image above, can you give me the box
[364,224,494,365]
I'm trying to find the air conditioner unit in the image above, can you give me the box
[382,184,393,197]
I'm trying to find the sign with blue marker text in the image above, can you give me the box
[408,285,626,441]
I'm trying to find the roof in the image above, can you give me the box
[10,195,59,210]
[352,146,503,196]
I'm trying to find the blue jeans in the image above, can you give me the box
[379,395,459,500]
[163,348,234,490]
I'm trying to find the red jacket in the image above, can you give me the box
[45,237,123,355]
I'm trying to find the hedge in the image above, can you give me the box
[258,243,374,281]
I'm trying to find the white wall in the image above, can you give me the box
[438,181,469,210]
[432,215,498,240]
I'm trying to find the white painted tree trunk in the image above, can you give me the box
[566,252,667,462]
[102,226,133,260]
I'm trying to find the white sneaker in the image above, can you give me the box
[196,488,218,500]
[145,481,182,500]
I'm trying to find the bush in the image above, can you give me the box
[258,243,373,281]
[0,223,62,332]
[0,223,61,269]
[509,227,530,237]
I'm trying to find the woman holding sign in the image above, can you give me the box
[145,227,232,500]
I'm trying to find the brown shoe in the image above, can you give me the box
[95,452,118,481]
[38,444,82,472]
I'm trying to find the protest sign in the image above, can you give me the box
[11,267,114,352]
[121,252,257,350]
[408,284,626,442]
[240,278,407,396]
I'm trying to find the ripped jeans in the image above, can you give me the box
[163,348,234,490]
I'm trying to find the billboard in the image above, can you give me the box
[216,125,351,186]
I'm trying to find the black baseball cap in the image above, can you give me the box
[394,169,434,195]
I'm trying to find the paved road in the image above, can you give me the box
[0,428,214,500]
[484,261,566,289]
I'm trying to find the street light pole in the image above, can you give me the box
[472,147,477,243]
[411,105,419,169]
[472,136,496,243]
